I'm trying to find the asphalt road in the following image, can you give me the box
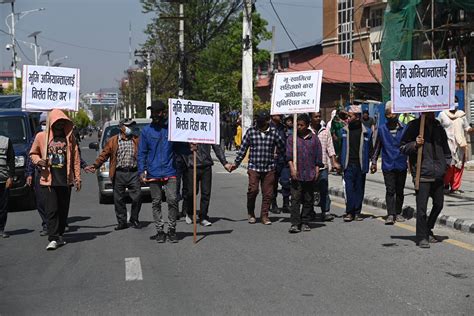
[1,147,473,315]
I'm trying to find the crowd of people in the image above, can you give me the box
[0,99,472,250]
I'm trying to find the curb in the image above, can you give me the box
[328,186,474,234]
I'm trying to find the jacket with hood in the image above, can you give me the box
[29,109,81,186]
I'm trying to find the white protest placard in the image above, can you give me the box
[271,70,322,115]
[168,98,220,144]
[21,65,80,112]
[391,59,455,113]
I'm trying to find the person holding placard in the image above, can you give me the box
[29,109,81,251]
[287,114,323,233]
[400,112,451,248]
[232,110,286,225]
[138,101,179,244]
[340,106,373,222]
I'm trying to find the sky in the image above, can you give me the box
[0,0,322,93]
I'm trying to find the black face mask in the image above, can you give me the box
[151,114,163,122]
[386,116,398,125]
[256,118,267,128]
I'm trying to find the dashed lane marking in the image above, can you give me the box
[125,257,143,281]
[331,201,474,252]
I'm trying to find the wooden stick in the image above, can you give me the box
[43,112,51,161]
[193,150,197,244]
[293,113,297,172]
[415,114,426,190]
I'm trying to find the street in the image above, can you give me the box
[1,147,473,315]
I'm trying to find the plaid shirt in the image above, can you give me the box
[286,131,323,182]
[310,125,335,169]
[116,137,137,168]
[235,126,286,172]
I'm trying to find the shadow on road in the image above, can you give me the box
[65,231,111,243]
[390,235,417,244]
[4,228,34,236]
[67,216,91,224]
[179,229,234,243]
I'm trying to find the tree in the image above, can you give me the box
[72,109,91,129]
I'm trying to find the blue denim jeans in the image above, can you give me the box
[314,168,331,212]
[343,163,366,215]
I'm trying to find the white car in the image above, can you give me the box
[89,119,151,204]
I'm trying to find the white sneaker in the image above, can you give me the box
[185,215,192,225]
[200,219,212,227]
[57,237,66,246]
[46,240,58,250]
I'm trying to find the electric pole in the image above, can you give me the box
[134,49,152,118]
[242,0,253,135]
[178,1,185,98]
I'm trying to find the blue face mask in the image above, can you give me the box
[124,126,132,136]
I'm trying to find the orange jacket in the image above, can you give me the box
[29,109,81,186]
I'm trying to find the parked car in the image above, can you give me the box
[89,119,151,204]
[0,95,40,210]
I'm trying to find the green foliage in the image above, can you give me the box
[72,109,91,129]
[1,79,22,95]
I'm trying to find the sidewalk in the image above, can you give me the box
[219,150,474,234]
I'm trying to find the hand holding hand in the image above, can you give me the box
[5,177,13,189]
[140,172,147,183]
[224,163,233,173]
[37,159,48,168]
[26,176,33,186]
[370,163,377,174]
[84,165,96,174]
[333,162,341,173]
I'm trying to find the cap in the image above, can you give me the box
[147,100,166,111]
[119,118,136,126]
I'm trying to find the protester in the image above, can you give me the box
[86,118,142,230]
[361,109,376,133]
[284,115,293,133]
[0,134,14,238]
[223,116,234,151]
[400,112,451,248]
[438,99,474,194]
[232,110,286,225]
[287,114,323,233]
[340,106,373,222]
[234,118,242,150]
[138,101,179,243]
[370,104,408,225]
[309,112,341,221]
[29,109,81,251]
[330,110,347,163]
[270,114,290,214]
[178,142,232,226]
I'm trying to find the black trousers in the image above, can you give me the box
[416,180,444,241]
[290,180,314,226]
[113,170,142,225]
[382,170,407,216]
[41,186,71,242]
[184,166,212,220]
[0,182,8,231]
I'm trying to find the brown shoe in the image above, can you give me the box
[261,216,272,225]
[248,215,256,224]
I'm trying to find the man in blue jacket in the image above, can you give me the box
[138,100,179,244]
[340,106,373,222]
[370,105,408,225]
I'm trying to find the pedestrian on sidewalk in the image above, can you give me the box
[309,112,341,221]
[370,104,408,225]
[0,134,14,238]
[234,118,242,151]
[400,112,451,248]
[438,99,474,194]
[232,110,286,225]
[287,114,323,233]
[270,114,291,214]
[177,141,232,227]
[138,101,179,243]
[29,109,81,251]
[85,118,142,230]
[340,106,373,222]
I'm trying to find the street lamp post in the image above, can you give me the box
[42,50,53,66]
[28,31,42,65]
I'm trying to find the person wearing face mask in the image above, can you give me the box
[437,97,474,194]
[340,106,373,222]
[232,110,286,225]
[370,103,408,225]
[29,109,81,251]
[86,118,141,231]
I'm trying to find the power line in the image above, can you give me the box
[15,39,35,63]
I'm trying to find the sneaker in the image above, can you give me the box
[57,236,66,246]
[261,216,272,225]
[248,215,256,224]
[46,240,58,250]
[354,214,363,221]
[385,215,395,225]
[167,229,178,243]
[450,189,464,195]
[0,230,9,238]
[185,215,192,225]
[395,215,405,222]
[40,230,48,236]
[322,212,334,222]
[156,231,166,243]
[200,219,212,227]
[301,223,311,232]
[429,231,441,243]
[288,225,301,234]
[343,213,353,222]
[418,239,430,248]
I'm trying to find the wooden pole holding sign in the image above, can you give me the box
[193,150,197,244]
[414,114,426,190]
[42,112,51,164]
[293,114,297,171]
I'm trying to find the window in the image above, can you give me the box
[0,117,26,144]
[280,55,289,69]
[338,0,353,58]
[371,42,381,62]
[369,8,384,28]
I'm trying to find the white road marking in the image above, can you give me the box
[125,257,143,281]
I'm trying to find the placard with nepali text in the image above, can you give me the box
[390,59,455,113]
[21,65,80,112]
[271,70,322,115]
[168,98,220,144]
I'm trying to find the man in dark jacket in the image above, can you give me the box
[0,134,14,238]
[400,112,451,248]
[86,118,141,230]
[178,143,232,226]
